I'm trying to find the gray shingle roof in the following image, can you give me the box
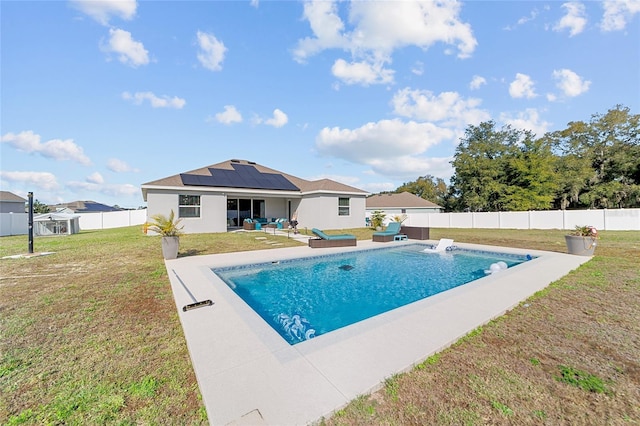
[0,191,27,202]
[366,192,442,209]
[142,159,368,195]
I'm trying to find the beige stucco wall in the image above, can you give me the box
[146,190,227,234]
[145,189,366,234]
[297,194,366,231]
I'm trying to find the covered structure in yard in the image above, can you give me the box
[34,212,81,236]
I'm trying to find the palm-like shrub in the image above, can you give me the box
[147,210,183,237]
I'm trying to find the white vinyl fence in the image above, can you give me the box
[3,208,640,236]
[402,208,640,231]
[0,209,148,236]
[77,209,147,230]
[0,212,28,236]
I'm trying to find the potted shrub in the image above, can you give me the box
[146,210,183,259]
[565,225,598,256]
[370,210,386,231]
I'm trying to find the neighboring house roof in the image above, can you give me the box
[366,192,442,209]
[0,191,27,202]
[141,159,368,199]
[49,201,122,213]
[34,212,80,221]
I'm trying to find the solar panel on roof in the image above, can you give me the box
[180,164,299,191]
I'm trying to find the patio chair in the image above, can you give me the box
[309,228,357,248]
[372,222,402,242]
[422,238,455,252]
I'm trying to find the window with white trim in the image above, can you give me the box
[338,197,350,216]
[179,195,201,218]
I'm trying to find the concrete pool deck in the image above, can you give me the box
[164,240,591,426]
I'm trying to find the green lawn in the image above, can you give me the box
[1,227,638,425]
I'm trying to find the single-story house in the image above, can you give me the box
[48,200,122,213]
[141,159,369,234]
[0,191,26,213]
[366,192,442,224]
[34,211,81,236]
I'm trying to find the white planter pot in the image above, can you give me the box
[161,236,180,259]
[565,235,596,256]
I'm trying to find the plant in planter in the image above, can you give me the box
[146,210,184,259]
[565,225,598,256]
[370,210,386,231]
[392,214,408,224]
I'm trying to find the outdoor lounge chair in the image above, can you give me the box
[372,222,403,242]
[309,228,357,248]
[422,238,455,252]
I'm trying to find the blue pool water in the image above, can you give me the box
[213,244,532,345]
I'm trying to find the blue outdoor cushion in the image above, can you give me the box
[312,228,356,240]
[373,222,402,236]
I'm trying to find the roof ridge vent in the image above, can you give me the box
[230,159,241,163]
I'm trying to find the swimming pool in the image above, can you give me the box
[213,244,532,344]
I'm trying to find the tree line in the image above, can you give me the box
[393,105,639,212]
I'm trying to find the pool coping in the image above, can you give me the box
[164,240,591,425]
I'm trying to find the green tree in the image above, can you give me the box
[546,105,640,208]
[450,121,557,211]
[502,136,557,210]
[395,175,448,207]
[32,199,50,213]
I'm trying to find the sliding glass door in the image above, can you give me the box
[227,198,265,227]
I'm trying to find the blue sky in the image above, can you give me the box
[1,0,639,208]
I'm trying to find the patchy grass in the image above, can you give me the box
[320,228,640,425]
[0,227,302,425]
[1,226,639,425]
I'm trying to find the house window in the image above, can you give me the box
[338,197,350,216]
[179,195,201,218]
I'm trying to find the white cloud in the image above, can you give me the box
[552,68,591,97]
[294,0,477,86]
[103,28,149,67]
[67,181,139,197]
[554,2,587,37]
[122,91,186,109]
[331,59,394,86]
[86,172,104,184]
[509,73,537,99]
[264,109,289,128]
[411,61,424,76]
[316,119,452,166]
[601,0,640,31]
[499,108,551,138]
[292,1,347,62]
[213,105,243,124]
[358,181,397,194]
[107,158,139,173]
[70,0,137,25]
[1,130,91,165]
[469,75,487,90]
[391,88,490,129]
[196,31,227,71]
[505,7,541,30]
[0,170,60,191]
